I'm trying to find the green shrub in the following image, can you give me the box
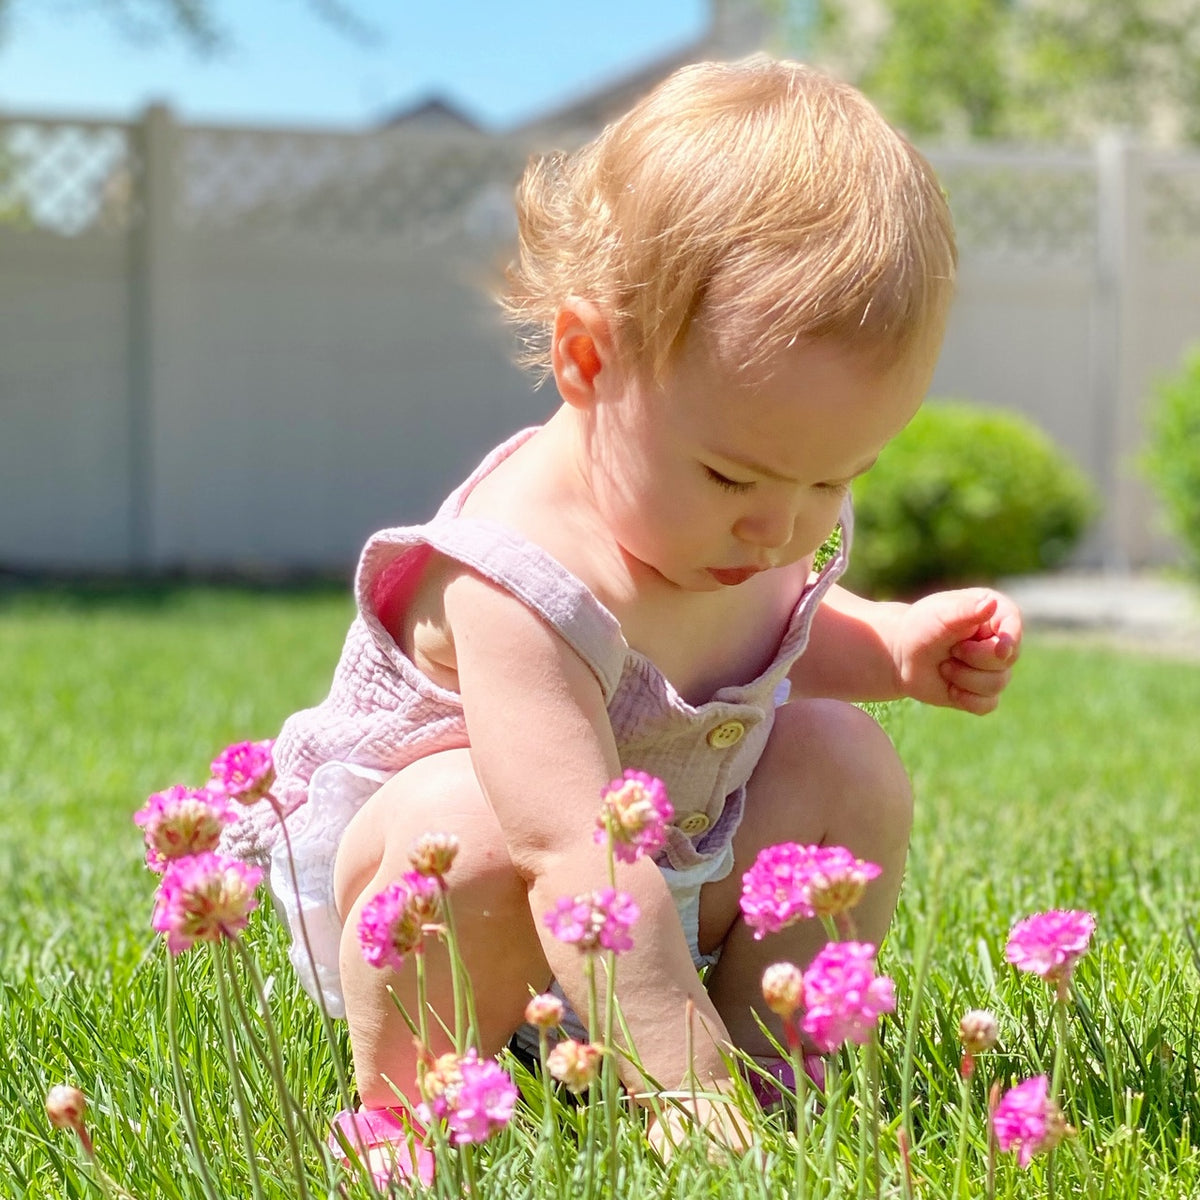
[843,399,1098,598]
[1143,345,1200,577]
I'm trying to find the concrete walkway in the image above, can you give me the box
[1001,571,1200,655]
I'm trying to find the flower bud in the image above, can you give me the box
[524,993,565,1029]
[46,1085,86,1131]
[959,1009,1000,1055]
[409,832,460,879]
[547,1039,603,1093]
[761,962,804,1018]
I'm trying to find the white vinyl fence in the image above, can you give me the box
[1,107,1198,574]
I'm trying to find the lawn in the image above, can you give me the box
[2,583,1199,1198]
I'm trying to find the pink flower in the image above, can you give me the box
[802,845,883,919]
[992,1075,1071,1167]
[134,785,237,872]
[1004,910,1096,984]
[209,739,276,804]
[448,1052,518,1144]
[594,770,674,863]
[417,1050,516,1145]
[544,888,639,954]
[800,941,895,1052]
[417,1051,462,1122]
[740,843,882,939]
[357,872,443,972]
[151,852,262,954]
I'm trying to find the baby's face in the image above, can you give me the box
[586,330,937,591]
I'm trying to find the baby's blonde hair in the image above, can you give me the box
[502,56,956,381]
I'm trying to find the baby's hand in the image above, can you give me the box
[893,588,1022,715]
[646,1083,755,1161]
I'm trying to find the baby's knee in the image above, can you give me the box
[333,748,512,921]
[771,699,913,838]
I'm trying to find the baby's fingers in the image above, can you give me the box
[952,631,1019,671]
[939,658,1012,713]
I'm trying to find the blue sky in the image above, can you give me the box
[0,0,712,129]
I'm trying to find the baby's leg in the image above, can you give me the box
[695,699,913,1058]
[334,747,551,1108]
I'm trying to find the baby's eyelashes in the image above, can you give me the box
[703,465,755,494]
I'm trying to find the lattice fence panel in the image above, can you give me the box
[1143,158,1200,263]
[179,126,527,247]
[931,152,1098,264]
[0,120,139,236]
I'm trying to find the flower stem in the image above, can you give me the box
[789,1021,808,1200]
[821,1052,840,1192]
[211,946,270,1200]
[164,954,223,1200]
[954,1067,973,1199]
[268,794,355,1113]
[583,955,599,1200]
[462,1142,478,1200]
[1047,978,1070,1200]
[985,1082,1000,1200]
[228,939,318,1196]
[900,873,940,1154]
[869,1035,882,1200]
[1050,979,1069,1098]
[536,1027,565,1195]
[603,951,620,1197]
[440,889,478,1051]
[415,947,431,1059]
[856,1044,870,1200]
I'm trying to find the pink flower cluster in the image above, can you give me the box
[740,842,882,938]
[209,739,276,804]
[134,785,237,872]
[799,941,895,1053]
[137,739,277,954]
[151,851,263,955]
[992,1075,1070,1167]
[1004,910,1096,984]
[545,888,639,954]
[417,1049,517,1145]
[357,871,444,972]
[594,770,674,863]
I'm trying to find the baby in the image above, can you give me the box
[237,55,1021,1175]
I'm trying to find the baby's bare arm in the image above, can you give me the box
[442,568,736,1095]
[789,583,1022,713]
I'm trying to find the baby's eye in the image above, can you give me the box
[814,480,852,494]
[703,466,754,494]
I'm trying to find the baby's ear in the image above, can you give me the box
[551,299,612,408]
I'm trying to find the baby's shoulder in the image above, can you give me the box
[458,432,626,597]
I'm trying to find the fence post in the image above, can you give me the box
[128,103,178,570]
[1093,132,1145,571]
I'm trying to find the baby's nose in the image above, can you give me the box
[733,507,794,551]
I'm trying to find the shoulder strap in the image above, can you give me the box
[355,517,628,702]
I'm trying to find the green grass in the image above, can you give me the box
[2,585,1199,1198]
